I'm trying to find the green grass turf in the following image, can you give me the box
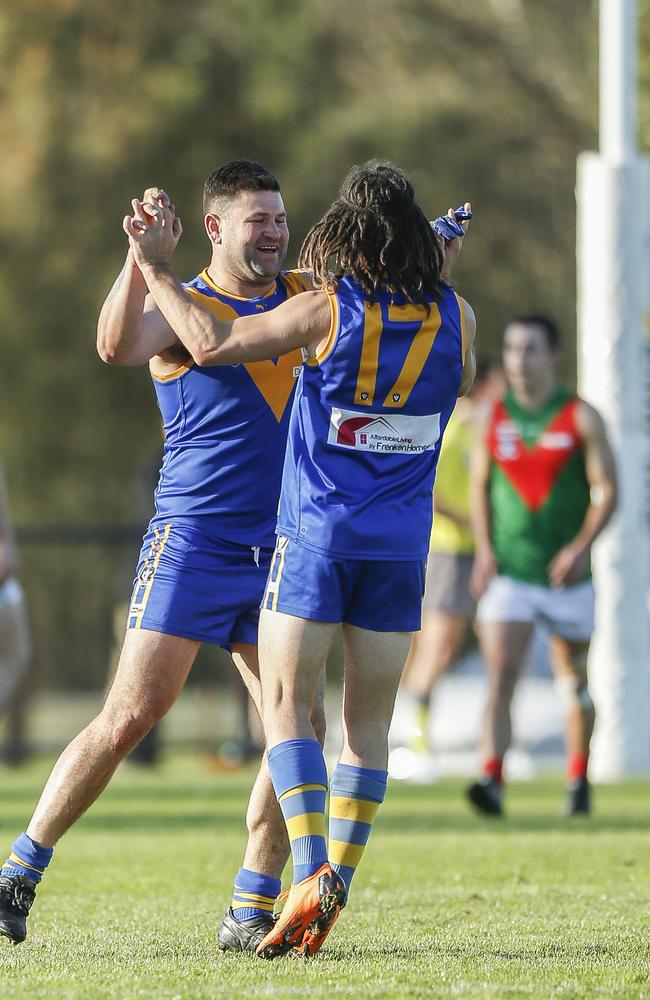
[0,756,648,999]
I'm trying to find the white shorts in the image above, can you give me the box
[0,578,24,609]
[477,575,594,642]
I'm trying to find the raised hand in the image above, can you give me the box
[123,195,183,270]
[140,188,177,224]
[437,202,471,283]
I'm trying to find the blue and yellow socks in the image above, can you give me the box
[328,763,387,895]
[231,867,280,922]
[1,833,53,884]
[267,739,328,884]
[249,746,388,899]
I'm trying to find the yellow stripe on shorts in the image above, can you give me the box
[263,536,289,611]
[132,523,172,628]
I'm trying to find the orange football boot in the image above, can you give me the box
[256,863,346,960]
[294,899,344,958]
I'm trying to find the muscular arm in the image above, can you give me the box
[458,296,477,397]
[434,499,471,531]
[96,250,180,366]
[575,401,618,543]
[140,262,331,365]
[548,401,618,587]
[469,421,497,598]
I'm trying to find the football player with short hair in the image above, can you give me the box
[0,161,324,954]
[123,158,476,957]
[466,315,617,818]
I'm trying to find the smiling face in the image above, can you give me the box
[207,189,289,287]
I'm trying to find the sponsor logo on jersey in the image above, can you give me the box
[495,420,520,460]
[495,420,576,460]
[328,407,441,453]
[539,431,575,450]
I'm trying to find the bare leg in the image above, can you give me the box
[27,630,199,846]
[255,616,410,959]
[0,598,30,714]
[231,643,288,880]
[3,666,32,766]
[549,636,594,758]
[231,642,327,880]
[258,611,337,747]
[341,625,413,769]
[477,620,533,762]
[402,611,469,697]
[323,627,412,911]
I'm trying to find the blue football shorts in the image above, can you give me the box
[127,517,274,649]
[261,535,426,632]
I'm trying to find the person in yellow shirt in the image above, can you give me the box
[395,360,503,781]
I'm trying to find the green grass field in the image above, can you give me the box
[0,756,648,999]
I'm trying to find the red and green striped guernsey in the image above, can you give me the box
[487,388,591,586]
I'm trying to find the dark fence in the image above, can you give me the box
[15,523,234,693]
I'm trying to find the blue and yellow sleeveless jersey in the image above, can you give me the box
[150,268,310,547]
[277,277,467,560]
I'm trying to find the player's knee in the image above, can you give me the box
[554,673,594,713]
[260,677,283,716]
[344,701,392,748]
[437,635,463,671]
[106,708,159,757]
[488,667,519,704]
[309,702,327,746]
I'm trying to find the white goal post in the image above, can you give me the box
[576,0,650,777]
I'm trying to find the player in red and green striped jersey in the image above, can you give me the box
[467,315,617,817]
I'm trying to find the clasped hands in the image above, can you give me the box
[123,187,182,270]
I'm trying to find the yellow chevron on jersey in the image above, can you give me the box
[184,269,308,421]
[150,269,309,542]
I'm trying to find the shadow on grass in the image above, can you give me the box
[441,940,624,962]
[2,808,646,838]
[377,811,650,835]
[2,770,648,836]
[322,939,624,963]
[374,783,650,834]
[0,811,641,837]
[76,811,248,832]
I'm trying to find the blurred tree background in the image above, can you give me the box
[0,0,645,693]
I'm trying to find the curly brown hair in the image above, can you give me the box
[298,160,442,302]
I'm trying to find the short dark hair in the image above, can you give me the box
[202,160,281,215]
[474,357,501,384]
[507,314,560,351]
[298,159,443,302]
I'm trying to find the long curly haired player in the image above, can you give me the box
[123,159,476,958]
